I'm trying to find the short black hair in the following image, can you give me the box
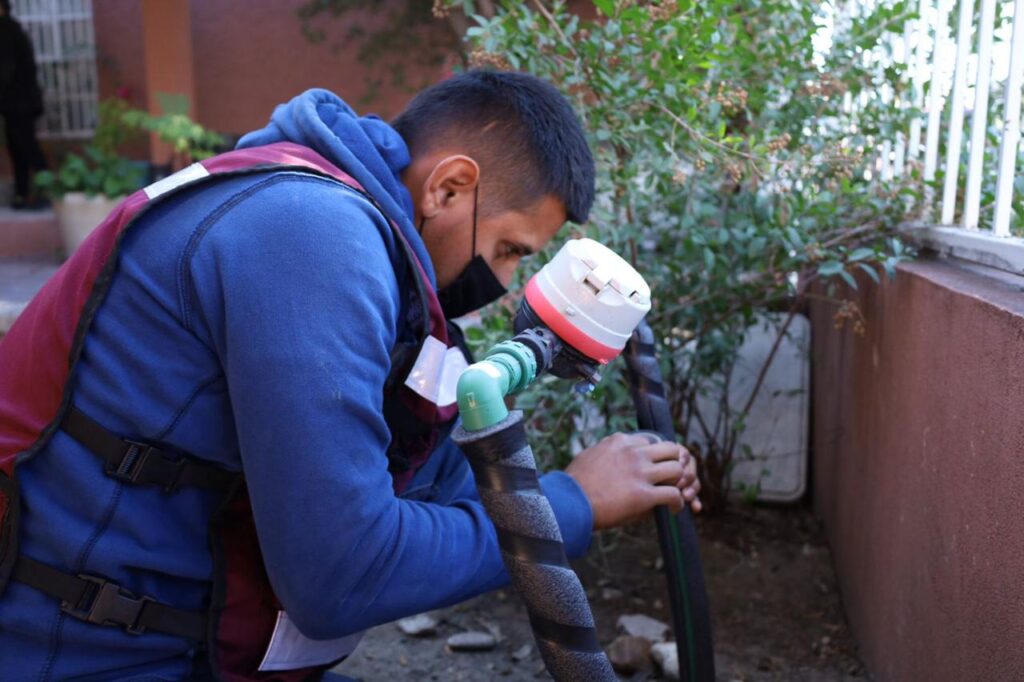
[392,70,595,224]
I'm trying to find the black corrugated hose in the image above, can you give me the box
[451,319,714,681]
[623,319,716,682]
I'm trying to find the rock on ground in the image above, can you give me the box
[608,634,653,674]
[651,641,680,681]
[334,507,868,681]
[446,631,497,652]
[617,613,671,642]
[396,613,438,637]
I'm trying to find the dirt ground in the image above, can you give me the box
[333,504,867,681]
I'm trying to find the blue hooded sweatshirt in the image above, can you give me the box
[0,89,593,680]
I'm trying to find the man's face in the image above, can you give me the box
[404,154,568,290]
[425,194,566,290]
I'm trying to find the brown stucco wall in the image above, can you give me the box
[188,1,449,135]
[810,257,1024,681]
[6,0,596,180]
[94,1,148,107]
[90,0,450,144]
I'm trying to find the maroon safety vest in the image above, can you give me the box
[0,142,463,680]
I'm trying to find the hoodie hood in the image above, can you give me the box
[237,88,435,285]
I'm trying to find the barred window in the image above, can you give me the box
[11,0,99,138]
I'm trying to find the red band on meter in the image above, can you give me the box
[524,277,621,364]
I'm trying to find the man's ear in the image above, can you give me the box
[420,155,480,219]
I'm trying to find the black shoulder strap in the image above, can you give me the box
[13,555,206,640]
[61,407,240,493]
[7,410,231,641]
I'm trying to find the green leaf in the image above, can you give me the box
[849,247,874,261]
[102,175,122,198]
[817,261,845,276]
[785,227,803,247]
[857,263,880,283]
[156,91,190,116]
[594,0,615,17]
[704,247,715,272]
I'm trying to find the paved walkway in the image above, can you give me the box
[0,206,55,221]
[0,206,61,260]
[0,259,60,334]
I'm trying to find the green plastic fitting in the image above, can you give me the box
[457,340,538,431]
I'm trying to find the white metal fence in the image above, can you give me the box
[872,0,1024,270]
[11,0,98,139]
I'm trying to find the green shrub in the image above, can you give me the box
[458,0,916,511]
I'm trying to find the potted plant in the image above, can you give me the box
[34,99,145,256]
[34,95,225,257]
[121,92,226,177]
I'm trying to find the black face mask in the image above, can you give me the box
[437,254,507,319]
[422,185,508,319]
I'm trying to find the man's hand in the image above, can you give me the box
[565,433,702,530]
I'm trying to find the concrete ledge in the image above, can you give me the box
[908,225,1024,277]
[0,207,61,259]
[811,256,1024,681]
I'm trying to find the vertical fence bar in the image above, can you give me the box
[941,0,977,224]
[909,0,933,165]
[870,0,893,180]
[881,76,895,182]
[993,0,1024,236]
[859,0,874,147]
[894,131,907,176]
[962,0,999,229]
[882,139,895,180]
[925,0,954,188]
[890,19,909,178]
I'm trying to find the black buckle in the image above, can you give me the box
[105,441,185,492]
[61,574,154,635]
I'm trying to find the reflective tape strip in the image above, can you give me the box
[143,163,211,200]
[404,336,469,407]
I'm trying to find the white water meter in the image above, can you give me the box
[523,238,651,364]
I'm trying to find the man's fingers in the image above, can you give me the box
[607,432,658,449]
[645,460,684,485]
[677,473,701,494]
[647,483,685,512]
[655,484,702,515]
[638,441,685,463]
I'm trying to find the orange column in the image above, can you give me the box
[141,0,196,167]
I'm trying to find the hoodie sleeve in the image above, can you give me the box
[187,175,593,639]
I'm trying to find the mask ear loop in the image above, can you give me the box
[471,184,479,260]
